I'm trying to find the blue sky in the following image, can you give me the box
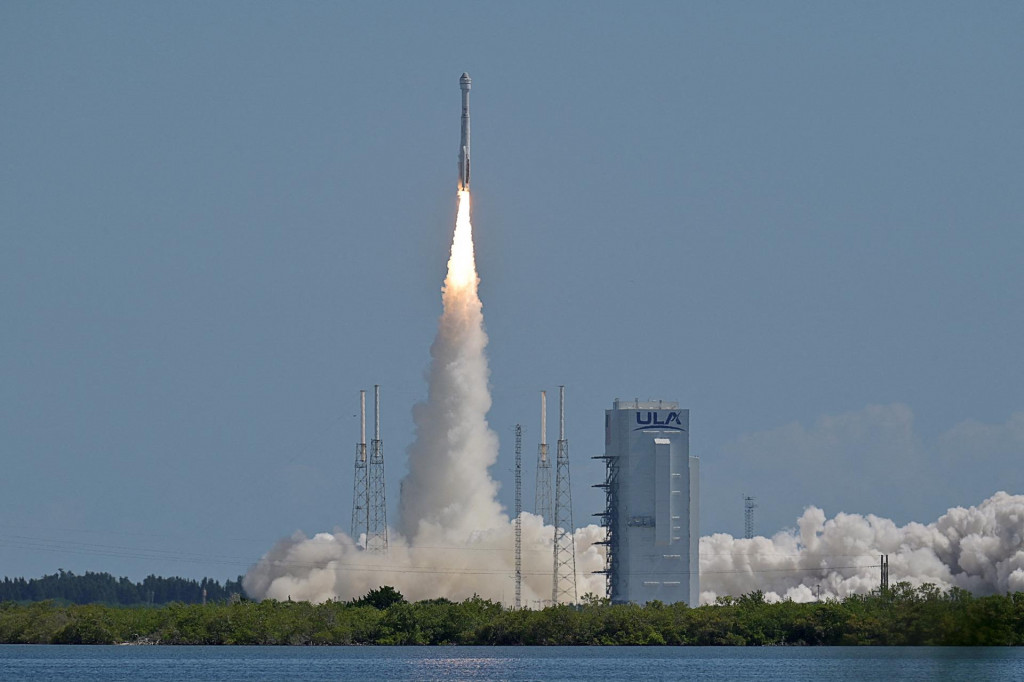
[2,2,1021,580]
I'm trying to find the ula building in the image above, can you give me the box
[596,399,699,605]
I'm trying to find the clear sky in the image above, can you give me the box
[2,2,1022,581]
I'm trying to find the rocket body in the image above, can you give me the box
[458,73,471,190]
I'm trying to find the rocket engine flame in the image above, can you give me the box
[445,190,476,292]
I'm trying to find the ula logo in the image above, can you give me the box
[634,411,685,431]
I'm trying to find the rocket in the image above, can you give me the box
[458,72,471,190]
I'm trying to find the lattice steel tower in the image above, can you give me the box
[744,495,757,540]
[552,385,578,604]
[366,385,388,553]
[534,390,553,525]
[514,423,523,610]
[351,390,368,548]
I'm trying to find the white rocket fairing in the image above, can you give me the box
[458,73,471,190]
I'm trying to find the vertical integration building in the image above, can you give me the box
[596,399,699,605]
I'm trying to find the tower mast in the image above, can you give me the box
[351,390,368,548]
[535,391,553,525]
[553,385,578,604]
[366,385,388,553]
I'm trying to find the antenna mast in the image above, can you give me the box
[744,495,757,540]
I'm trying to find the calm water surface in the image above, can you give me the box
[1,645,1021,681]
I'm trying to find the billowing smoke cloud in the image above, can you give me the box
[242,515,606,605]
[243,191,1022,607]
[244,192,605,605]
[700,490,1024,604]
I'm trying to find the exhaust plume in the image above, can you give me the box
[244,190,605,605]
[397,190,503,539]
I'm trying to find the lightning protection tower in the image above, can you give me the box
[552,385,578,604]
[351,390,369,548]
[535,391,553,525]
[744,495,757,540]
[366,385,388,554]
[514,423,523,610]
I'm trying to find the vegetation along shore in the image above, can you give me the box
[2,582,1023,646]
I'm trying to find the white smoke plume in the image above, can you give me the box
[397,189,503,540]
[700,490,1024,604]
[244,191,605,605]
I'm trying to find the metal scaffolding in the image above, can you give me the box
[744,495,757,540]
[593,450,620,602]
[351,390,368,548]
[366,385,388,554]
[552,385,577,604]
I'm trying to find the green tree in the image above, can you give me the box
[353,585,406,610]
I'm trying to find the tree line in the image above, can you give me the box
[0,570,244,606]
[1,582,1023,645]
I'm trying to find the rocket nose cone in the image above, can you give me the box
[460,73,471,87]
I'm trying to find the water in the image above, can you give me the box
[0,645,1021,681]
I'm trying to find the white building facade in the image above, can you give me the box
[601,399,699,605]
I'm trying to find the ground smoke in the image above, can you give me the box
[700,491,1024,604]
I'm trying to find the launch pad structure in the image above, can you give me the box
[351,385,388,554]
[552,386,578,604]
[351,390,368,546]
[367,385,388,553]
